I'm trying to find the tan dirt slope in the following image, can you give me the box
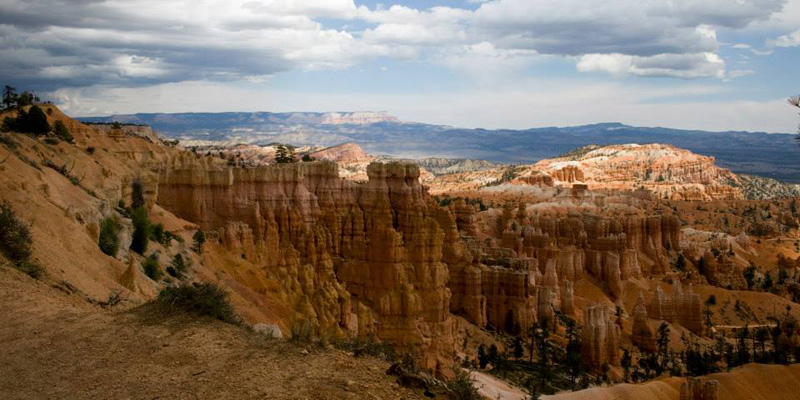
[0,265,424,400]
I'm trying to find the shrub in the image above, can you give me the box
[130,180,145,210]
[150,222,164,244]
[98,216,121,257]
[155,283,240,324]
[334,334,397,361]
[0,201,42,279]
[24,105,50,135]
[447,368,481,400]
[43,137,59,145]
[86,146,95,155]
[171,253,189,274]
[1,105,50,135]
[15,260,43,279]
[130,207,150,254]
[53,120,73,143]
[290,319,314,344]
[142,255,162,281]
[0,201,32,263]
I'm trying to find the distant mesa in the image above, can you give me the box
[78,111,799,183]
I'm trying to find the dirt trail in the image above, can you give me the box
[470,370,526,400]
[0,267,424,400]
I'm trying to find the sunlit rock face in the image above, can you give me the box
[447,197,680,336]
[157,159,456,372]
[648,283,705,335]
[527,143,744,201]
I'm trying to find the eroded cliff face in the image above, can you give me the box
[526,144,744,201]
[447,199,680,336]
[156,157,456,372]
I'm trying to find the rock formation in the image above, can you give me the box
[157,159,458,372]
[581,304,621,369]
[631,293,656,352]
[648,283,704,335]
[308,142,370,163]
[529,143,745,201]
[680,377,720,400]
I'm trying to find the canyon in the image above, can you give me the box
[2,106,800,399]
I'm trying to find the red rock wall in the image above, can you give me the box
[157,158,456,372]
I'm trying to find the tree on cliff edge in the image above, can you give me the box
[274,144,295,163]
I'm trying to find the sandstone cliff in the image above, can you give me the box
[156,158,456,372]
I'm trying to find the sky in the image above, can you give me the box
[1,0,800,132]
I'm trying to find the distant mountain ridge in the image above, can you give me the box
[77,112,800,183]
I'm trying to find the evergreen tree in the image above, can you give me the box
[131,180,145,210]
[488,344,499,366]
[656,322,671,375]
[98,216,121,257]
[2,85,16,109]
[675,253,686,271]
[762,272,774,290]
[744,265,757,289]
[130,207,150,255]
[274,144,295,163]
[621,350,632,382]
[513,336,524,359]
[193,229,206,254]
[477,344,488,369]
[25,105,50,135]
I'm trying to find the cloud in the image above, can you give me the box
[0,0,792,91]
[768,29,800,46]
[0,0,376,90]
[576,53,726,79]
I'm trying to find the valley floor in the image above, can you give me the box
[0,266,424,400]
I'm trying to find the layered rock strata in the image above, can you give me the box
[680,377,720,400]
[648,283,704,334]
[157,158,457,372]
[582,304,621,369]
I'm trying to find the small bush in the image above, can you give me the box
[0,201,42,279]
[155,282,240,324]
[334,334,397,361]
[98,216,121,257]
[53,120,73,143]
[142,255,162,281]
[290,319,314,344]
[86,146,95,155]
[0,201,32,262]
[0,133,18,149]
[150,222,164,243]
[43,137,59,145]
[14,260,43,279]
[171,253,189,274]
